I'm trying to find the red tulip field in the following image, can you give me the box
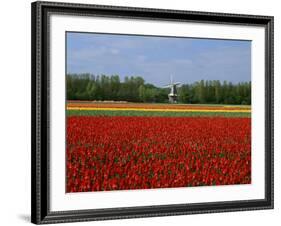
[66,102,251,193]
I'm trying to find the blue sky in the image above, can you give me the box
[66,32,251,87]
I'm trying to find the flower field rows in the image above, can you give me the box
[67,107,250,113]
[67,101,251,110]
[67,102,251,118]
[66,116,251,192]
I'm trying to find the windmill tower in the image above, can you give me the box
[163,75,181,103]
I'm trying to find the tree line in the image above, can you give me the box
[66,73,251,105]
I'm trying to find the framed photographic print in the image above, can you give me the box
[31,1,274,224]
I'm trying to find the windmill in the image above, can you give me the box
[163,75,181,103]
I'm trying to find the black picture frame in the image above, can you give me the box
[31,1,274,224]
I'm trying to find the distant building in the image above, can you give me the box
[164,75,181,103]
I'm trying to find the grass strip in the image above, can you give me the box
[67,110,251,118]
